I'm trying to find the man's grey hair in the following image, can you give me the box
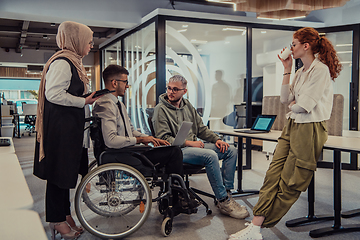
[169,75,187,87]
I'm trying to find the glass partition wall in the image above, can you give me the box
[166,21,246,126]
[100,14,360,169]
[123,23,156,135]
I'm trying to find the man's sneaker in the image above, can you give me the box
[217,197,250,219]
[229,223,263,240]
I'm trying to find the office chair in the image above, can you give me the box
[22,103,37,136]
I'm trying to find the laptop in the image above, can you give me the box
[154,121,193,147]
[235,115,276,134]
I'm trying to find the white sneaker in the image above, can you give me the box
[229,223,263,240]
[217,197,250,219]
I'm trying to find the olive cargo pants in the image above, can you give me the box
[252,118,328,228]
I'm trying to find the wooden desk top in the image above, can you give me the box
[0,210,47,240]
[215,129,281,142]
[0,137,15,154]
[0,154,34,210]
[215,129,360,154]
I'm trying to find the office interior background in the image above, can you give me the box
[1,0,360,239]
[2,0,360,167]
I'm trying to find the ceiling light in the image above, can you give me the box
[280,16,307,20]
[222,27,245,32]
[337,51,352,54]
[207,0,237,10]
[336,43,353,47]
[191,39,208,44]
[177,29,187,33]
[257,16,280,20]
[182,25,188,28]
[261,31,266,34]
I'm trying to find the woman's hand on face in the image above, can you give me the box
[84,92,101,105]
[278,48,293,72]
[288,100,296,109]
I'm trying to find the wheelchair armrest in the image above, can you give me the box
[102,145,155,168]
[131,152,156,168]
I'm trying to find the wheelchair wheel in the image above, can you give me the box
[161,217,173,237]
[88,159,98,172]
[75,163,152,239]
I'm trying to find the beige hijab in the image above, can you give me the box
[35,21,93,161]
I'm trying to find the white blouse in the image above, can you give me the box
[280,58,334,123]
[45,59,85,108]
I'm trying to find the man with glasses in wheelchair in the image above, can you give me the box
[92,64,199,214]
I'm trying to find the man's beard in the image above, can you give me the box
[168,96,182,103]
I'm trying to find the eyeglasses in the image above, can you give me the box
[89,40,94,47]
[113,79,129,85]
[166,86,185,93]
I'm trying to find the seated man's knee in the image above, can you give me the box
[227,145,237,156]
[204,150,219,165]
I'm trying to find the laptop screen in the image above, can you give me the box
[251,115,276,131]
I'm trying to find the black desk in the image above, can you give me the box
[214,130,280,196]
[214,129,360,238]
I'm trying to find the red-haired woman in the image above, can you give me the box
[229,27,342,240]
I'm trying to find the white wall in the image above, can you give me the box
[255,34,293,154]
[203,35,246,120]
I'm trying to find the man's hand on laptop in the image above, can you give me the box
[136,136,170,147]
[185,140,204,148]
[135,136,158,146]
[158,139,171,146]
[215,140,229,153]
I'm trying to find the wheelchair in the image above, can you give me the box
[74,116,206,239]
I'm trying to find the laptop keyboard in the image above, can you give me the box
[0,138,11,146]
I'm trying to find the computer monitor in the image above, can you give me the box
[234,102,262,129]
[243,76,263,103]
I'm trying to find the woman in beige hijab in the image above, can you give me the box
[33,21,100,240]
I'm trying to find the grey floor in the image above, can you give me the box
[14,135,360,240]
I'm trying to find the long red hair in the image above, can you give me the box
[293,27,342,81]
